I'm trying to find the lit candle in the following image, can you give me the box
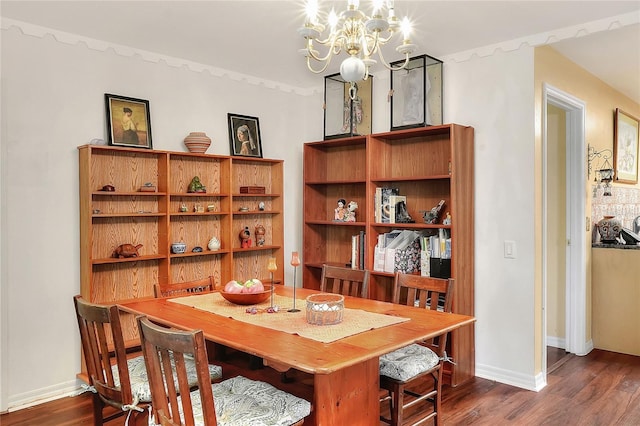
[305,0,318,24]
[401,16,411,40]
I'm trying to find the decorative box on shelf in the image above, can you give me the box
[390,54,443,131]
[239,186,266,194]
[323,73,373,140]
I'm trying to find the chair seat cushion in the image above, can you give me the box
[113,354,223,402]
[379,343,439,382]
[151,375,311,426]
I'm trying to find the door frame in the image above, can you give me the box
[542,83,589,377]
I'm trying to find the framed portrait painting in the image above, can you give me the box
[228,113,263,158]
[105,94,152,149]
[614,108,639,184]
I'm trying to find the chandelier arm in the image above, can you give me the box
[376,50,411,71]
[305,55,333,74]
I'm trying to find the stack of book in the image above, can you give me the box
[350,230,366,270]
[374,187,407,224]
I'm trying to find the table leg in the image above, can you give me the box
[313,357,379,425]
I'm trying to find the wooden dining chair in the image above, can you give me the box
[73,295,222,426]
[320,264,370,298]
[154,276,215,298]
[379,274,454,426]
[137,315,312,426]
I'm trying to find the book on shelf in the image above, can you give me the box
[351,232,366,270]
[380,187,399,223]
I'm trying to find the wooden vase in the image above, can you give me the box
[184,132,211,153]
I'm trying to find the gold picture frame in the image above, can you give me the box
[614,108,639,184]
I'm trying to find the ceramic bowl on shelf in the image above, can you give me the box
[171,242,187,254]
[220,285,272,305]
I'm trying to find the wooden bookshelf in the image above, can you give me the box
[302,124,475,386]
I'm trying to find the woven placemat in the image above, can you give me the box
[169,292,409,344]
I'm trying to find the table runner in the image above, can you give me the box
[169,292,409,344]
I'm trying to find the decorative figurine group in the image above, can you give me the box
[334,199,358,222]
[238,224,266,248]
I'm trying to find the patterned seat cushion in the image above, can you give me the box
[150,375,311,426]
[379,343,440,382]
[112,354,223,402]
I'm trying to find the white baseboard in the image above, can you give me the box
[475,362,545,392]
[7,379,84,412]
[546,336,565,349]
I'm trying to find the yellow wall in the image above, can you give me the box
[534,45,640,374]
[546,104,567,341]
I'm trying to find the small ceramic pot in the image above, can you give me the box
[597,216,622,243]
[171,242,187,254]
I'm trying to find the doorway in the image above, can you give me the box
[542,84,588,380]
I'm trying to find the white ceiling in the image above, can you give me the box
[1,1,639,101]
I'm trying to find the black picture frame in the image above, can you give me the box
[390,54,443,131]
[227,113,263,158]
[104,94,152,149]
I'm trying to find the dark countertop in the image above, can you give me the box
[592,243,640,250]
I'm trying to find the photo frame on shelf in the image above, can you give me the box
[105,94,152,149]
[390,54,443,131]
[614,108,639,184]
[228,113,263,158]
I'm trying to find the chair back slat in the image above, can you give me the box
[320,265,370,298]
[154,276,215,298]
[392,274,454,356]
[137,316,218,426]
[74,295,134,408]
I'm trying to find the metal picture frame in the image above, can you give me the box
[228,113,263,158]
[390,54,443,131]
[614,108,639,184]
[105,94,152,149]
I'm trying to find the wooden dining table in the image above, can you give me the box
[119,285,475,425]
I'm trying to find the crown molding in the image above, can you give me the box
[441,11,639,64]
[1,18,317,97]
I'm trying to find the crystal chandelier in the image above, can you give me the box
[298,0,416,85]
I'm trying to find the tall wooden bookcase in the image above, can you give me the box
[78,145,283,344]
[302,124,475,386]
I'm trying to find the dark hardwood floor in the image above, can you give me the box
[2,349,638,425]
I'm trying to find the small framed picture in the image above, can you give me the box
[228,113,263,158]
[614,108,639,184]
[105,94,152,149]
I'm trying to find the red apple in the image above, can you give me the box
[224,280,244,294]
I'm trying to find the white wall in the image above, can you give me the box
[443,48,538,388]
[0,23,317,409]
[1,20,543,410]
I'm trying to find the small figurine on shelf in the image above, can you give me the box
[187,176,206,193]
[344,201,358,222]
[239,227,252,248]
[179,203,188,212]
[334,198,347,221]
[255,224,266,246]
[193,203,204,213]
[443,212,452,225]
[258,201,265,211]
[112,243,143,258]
[421,200,446,224]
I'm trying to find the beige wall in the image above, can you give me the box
[546,104,567,342]
[534,45,640,372]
